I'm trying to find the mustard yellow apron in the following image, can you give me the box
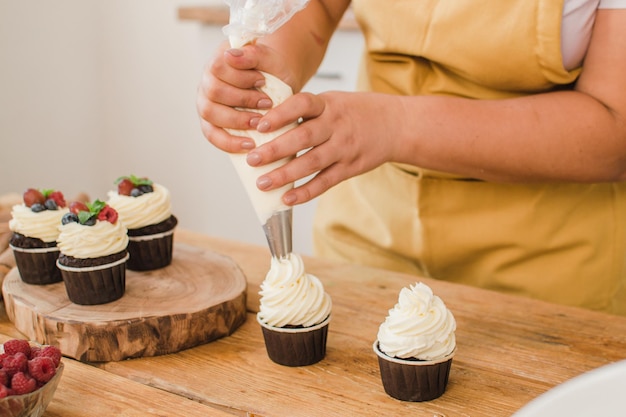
[313,0,626,315]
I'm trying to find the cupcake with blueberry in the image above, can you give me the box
[57,200,129,305]
[106,175,178,271]
[9,188,68,285]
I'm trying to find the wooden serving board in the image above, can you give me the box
[1,243,247,363]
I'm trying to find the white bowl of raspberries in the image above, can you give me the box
[0,339,63,417]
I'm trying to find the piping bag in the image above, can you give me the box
[223,0,309,260]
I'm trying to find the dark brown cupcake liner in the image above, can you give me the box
[9,244,62,285]
[257,314,330,367]
[57,253,129,305]
[373,341,454,402]
[126,228,175,271]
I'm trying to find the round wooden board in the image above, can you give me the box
[1,243,247,362]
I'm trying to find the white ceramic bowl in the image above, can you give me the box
[513,359,626,416]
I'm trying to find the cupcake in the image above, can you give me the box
[56,200,129,305]
[8,188,68,285]
[374,282,456,402]
[106,175,178,271]
[257,253,332,367]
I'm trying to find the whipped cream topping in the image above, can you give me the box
[227,72,297,224]
[377,282,456,361]
[107,183,172,229]
[57,219,129,259]
[258,253,332,328]
[9,204,69,243]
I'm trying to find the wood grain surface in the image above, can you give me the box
[2,243,247,362]
[0,229,625,416]
[88,230,626,417]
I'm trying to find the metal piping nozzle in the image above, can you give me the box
[262,209,293,260]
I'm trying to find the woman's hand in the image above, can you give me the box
[245,91,406,206]
[196,42,295,154]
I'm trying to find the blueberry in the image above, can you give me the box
[83,216,97,226]
[44,199,58,210]
[30,203,46,213]
[130,188,143,197]
[62,212,79,225]
[138,184,153,194]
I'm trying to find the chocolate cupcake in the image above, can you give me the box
[56,200,129,305]
[257,253,332,366]
[107,175,177,271]
[257,314,330,367]
[374,282,456,402]
[8,188,68,285]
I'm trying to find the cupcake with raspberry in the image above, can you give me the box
[9,188,68,285]
[257,253,332,367]
[106,175,178,271]
[374,282,456,402]
[56,200,129,305]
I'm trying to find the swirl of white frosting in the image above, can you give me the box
[57,219,129,259]
[9,204,69,243]
[106,183,172,229]
[377,282,456,361]
[258,253,332,328]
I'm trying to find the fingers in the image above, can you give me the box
[257,92,324,133]
[197,45,276,149]
[198,60,271,114]
[282,165,342,205]
[245,93,326,164]
[254,131,344,205]
[199,118,256,154]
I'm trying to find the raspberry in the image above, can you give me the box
[2,353,28,377]
[27,357,56,384]
[35,346,62,367]
[10,372,36,395]
[117,178,135,196]
[22,188,45,208]
[28,345,41,360]
[0,369,8,387]
[3,339,31,357]
[97,205,119,224]
[47,191,66,208]
[0,385,10,399]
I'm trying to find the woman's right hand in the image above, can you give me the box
[196,41,294,154]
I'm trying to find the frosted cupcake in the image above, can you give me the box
[57,200,129,305]
[374,282,456,402]
[257,253,332,366]
[9,188,68,284]
[107,175,178,271]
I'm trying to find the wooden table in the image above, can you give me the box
[1,228,626,416]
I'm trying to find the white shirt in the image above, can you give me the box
[563,0,626,69]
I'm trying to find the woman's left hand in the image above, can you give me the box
[245,90,405,206]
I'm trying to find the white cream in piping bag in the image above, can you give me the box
[226,72,297,224]
[224,0,309,225]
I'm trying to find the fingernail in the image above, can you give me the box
[249,117,260,128]
[284,193,297,205]
[257,176,272,189]
[257,120,270,132]
[226,48,243,57]
[254,79,266,88]
[247,152,261,165]
[241,140,255,150]
[257,98,272,109]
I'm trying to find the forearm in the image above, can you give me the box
[394,90,626,182]
[257,0,350,92]
[394,10,626,183]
